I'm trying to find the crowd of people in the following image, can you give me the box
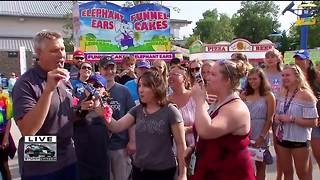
[0,29,319,180]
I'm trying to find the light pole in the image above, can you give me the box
[282,1,319,50]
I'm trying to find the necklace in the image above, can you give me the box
[143,107,148,117]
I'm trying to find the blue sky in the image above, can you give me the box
[109,1,305,39]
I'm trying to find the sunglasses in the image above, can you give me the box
[93,83,103,88]
[81,66,92,70]
[218,59,232,79]
[88,81,103,89]
[75,57,85,60]
[190,67,201,72]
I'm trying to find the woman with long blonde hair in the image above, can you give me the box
[152,59,169,87]
[274,64,318,180]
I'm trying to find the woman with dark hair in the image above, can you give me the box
[71,62,93,101]
[189,59,255,180]
[241,67,275,180]
[98,70,187,180]
[293,49,320,171]
[274,64,318,180]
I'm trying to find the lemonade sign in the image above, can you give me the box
[79,1,171,52]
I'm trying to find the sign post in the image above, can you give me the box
[19,46,27,75]
[72,1,80,49]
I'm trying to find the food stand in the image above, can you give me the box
[189,38,275,66]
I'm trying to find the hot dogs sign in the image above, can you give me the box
[78,2,171,52]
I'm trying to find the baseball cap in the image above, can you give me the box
[73,50,85,57]
[137,59,151,69]
[170,57,181,65]
[87,74,107,88]
[99,56,116,68]
[293,49,310,60]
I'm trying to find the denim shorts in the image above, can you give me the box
[312,127,320,138]
[277,140,310,149]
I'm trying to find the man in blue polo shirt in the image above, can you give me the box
[12,30,78,179]
[124,59,151,105]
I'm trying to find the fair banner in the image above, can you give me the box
[79,2,171,52]
[85,52,178,62]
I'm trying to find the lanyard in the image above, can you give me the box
[283,88,298,114]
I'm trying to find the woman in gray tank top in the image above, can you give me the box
[263,49,284,180]
[241,67,276,180]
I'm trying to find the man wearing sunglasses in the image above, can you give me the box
[70,50,86,80]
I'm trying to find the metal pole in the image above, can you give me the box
[300,9,309,50]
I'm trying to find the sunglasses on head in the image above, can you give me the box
[218,59,232,79]
[75,57,85,60]
[81,66,92,70]
[190,67,201,72]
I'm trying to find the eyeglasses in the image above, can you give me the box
[169,72,183,77]
[81,66,92,70]
[75,57,85,60]
[190,67,201,72]
[218,59,232,79]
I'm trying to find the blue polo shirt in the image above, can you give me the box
[12,64,77,177]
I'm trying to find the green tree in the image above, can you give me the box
[276,30,296,52]
[62,13,74,52]
[184,35,200,48]
[192,9,234,44]
[123,1,161,7]
[232,1,281,43]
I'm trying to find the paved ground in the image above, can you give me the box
[8,120,320,180]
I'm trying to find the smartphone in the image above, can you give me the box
[193,71,204,86]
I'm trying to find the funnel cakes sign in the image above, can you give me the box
[78,1,171,52]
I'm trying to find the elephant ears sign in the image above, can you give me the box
[78,2,171,52]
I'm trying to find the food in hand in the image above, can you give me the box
[104,105,113,124]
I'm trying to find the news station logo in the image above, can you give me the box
[24,136,57,162]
